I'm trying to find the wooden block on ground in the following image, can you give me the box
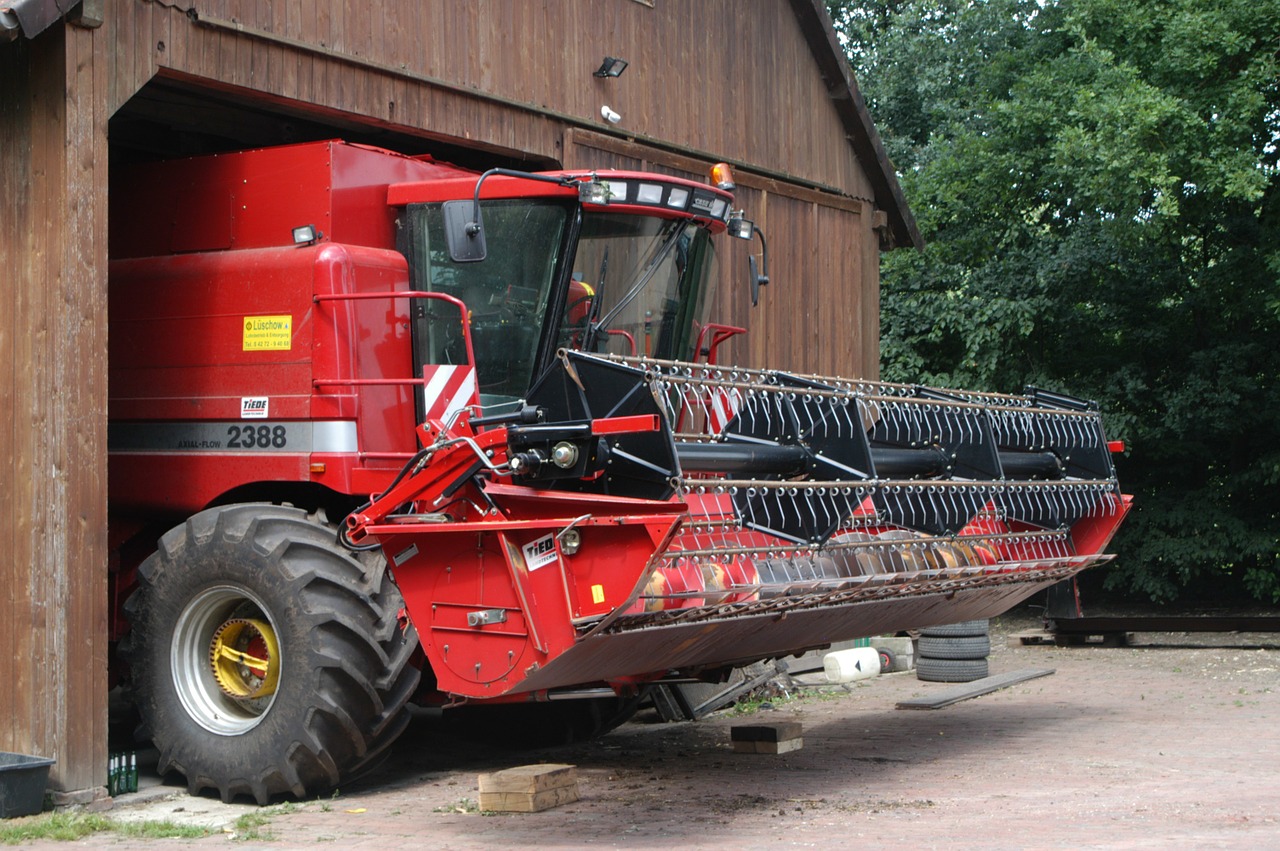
[733,737,804,754]
[730,722,803,743]
[479,785,580,813]
[478,764,579,812]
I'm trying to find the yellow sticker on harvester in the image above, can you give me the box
[591,584,605,605]
[243,315,292,351]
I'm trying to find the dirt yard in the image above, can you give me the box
[25,608,1280,849]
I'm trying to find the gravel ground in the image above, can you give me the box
[22,607,1280,849]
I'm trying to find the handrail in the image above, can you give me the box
[312,290,478,388]
[693,322,747,365]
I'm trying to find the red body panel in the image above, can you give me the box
[112,140,469,258]
[109,242,426,516]
[382,486,686,697]
[108,142,473,523]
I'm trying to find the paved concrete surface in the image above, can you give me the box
[27,610,1280,849]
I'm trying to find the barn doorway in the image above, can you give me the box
[103,75,556,759]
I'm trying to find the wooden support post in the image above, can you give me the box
[0,22,110,797]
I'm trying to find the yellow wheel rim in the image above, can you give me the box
[209,618,281,699]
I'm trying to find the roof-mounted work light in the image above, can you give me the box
[727,212,754,240]
[578,178,613,206]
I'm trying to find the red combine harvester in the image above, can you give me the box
[108,140,1130,803]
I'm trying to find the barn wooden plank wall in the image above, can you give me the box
[0,24,110,794]
[117,0,875,199]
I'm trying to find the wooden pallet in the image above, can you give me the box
[1009,630,1132,647]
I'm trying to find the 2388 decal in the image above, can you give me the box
[226,424,288,449]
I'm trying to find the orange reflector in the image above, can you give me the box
[310,463,327,474]
[1107,441,1125,454]
[710,162,736,191]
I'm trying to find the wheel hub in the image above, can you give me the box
[209,617,281,699]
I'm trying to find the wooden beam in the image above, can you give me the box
[896,669,1056,711]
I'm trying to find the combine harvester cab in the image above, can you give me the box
[345,346,1131,700]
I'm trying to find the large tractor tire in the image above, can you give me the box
[121,504,420,803]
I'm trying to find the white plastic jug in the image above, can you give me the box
[823,646,882,683]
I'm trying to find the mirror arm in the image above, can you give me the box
[467,168,581,238]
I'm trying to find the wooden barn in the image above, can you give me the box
[1,0,918,799]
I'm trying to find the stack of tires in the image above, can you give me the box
[916,619,991,683]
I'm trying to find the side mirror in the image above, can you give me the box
[443,199,487,262]
[749,255,766,307]
[748,225,770,307]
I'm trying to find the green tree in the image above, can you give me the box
[829,0,1280,602]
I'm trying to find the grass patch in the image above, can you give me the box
[433,798,479,814]
[232,802,300,842]
[0,811,210,845]
[0,812,112,844]
[233,809,275,842]
[112,819,211,839]
[728,678,864,716]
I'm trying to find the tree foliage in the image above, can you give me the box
[829,0,1280,602]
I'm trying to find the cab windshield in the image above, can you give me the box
[561,213,717,362]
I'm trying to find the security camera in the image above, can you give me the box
[600,105,622,125]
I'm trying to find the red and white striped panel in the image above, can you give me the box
[708,386,743,435]
[422,364,479,428]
